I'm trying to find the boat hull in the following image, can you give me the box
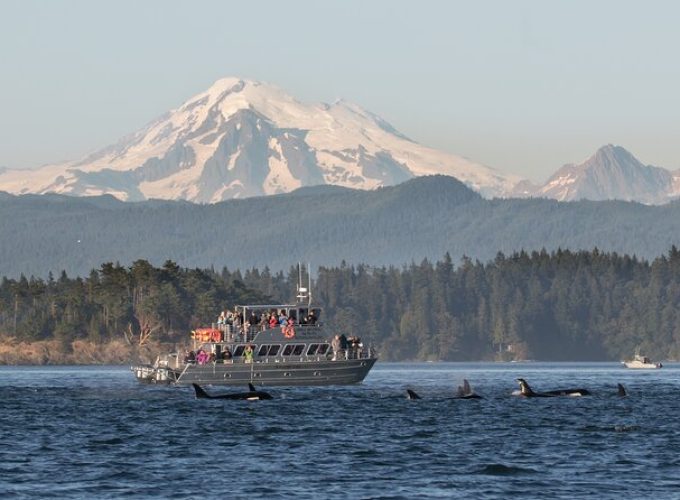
[622,361,661,369]
[132,358,377,386]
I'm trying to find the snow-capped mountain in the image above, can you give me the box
[0,77,519,202]
[533,145,680,204]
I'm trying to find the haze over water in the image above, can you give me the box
[2,363,680,498]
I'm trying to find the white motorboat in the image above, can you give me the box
[622,352,662,369]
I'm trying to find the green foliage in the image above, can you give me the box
[2,248,680,361]
[0,260,269,346]
[306,248,680,361]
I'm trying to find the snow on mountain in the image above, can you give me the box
[0,77,519,202]
[533,144,680,204]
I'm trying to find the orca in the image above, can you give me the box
[406,389,422,400]
[516,378,591,398]
[617,383,628,397]
[455,379,483,399]
[192,383,273,400]
[406,380,483,400]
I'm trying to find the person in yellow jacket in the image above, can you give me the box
[244,344,254,364]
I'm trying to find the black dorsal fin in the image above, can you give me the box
[617,383,627,397]
[406,389,422,400]
[517,378,534,396]
[463,379,472,395]
[248,383,256,392]
[192,383,211,399]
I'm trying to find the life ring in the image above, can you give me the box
[283,325,295,339]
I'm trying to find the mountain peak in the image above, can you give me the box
[0,77,516,203]
[536,144,677,204]
[591,144,639,167]
[207,76,247,90]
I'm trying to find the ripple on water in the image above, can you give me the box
[2,363,680,498]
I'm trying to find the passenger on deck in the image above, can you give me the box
[331,335,341,361]
[217,311,226,326]
[184,350,196,364]
[307,310,317,325]
[222,347,233,361]
[339,334,348,360]
[348,336,361,359]
[248,311,259,326]
[278,310,288,325]
[243,344,254,364]
[196,349,208,365]
[268,313,278,329]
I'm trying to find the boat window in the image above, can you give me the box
[257,345,269,356]
[233,345,245,357]
[307,344,319,355]
[282,345,294,356]
[268,345,281,356]
[317,344,329,355]
[293,344,305,355]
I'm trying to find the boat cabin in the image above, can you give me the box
[189,341,333,363]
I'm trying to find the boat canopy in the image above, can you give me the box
[233,304,322,323]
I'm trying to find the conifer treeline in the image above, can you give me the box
[0,260,270,349]
[2,249,680,361]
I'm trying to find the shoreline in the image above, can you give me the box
[0,336,175,366]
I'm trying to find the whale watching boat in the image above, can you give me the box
[131,274,377,386]
[622,351,662,369]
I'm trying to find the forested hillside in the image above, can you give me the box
[2,176,680,278]
[2,249,680,362]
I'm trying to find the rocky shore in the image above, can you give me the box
[0,336,179,366]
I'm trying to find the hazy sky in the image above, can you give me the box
[2,0,679,181]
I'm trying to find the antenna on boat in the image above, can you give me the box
[308,262,312,307]
[296,262,311,306]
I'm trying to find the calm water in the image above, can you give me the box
[2,363,680,499]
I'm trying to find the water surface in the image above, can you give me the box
[2,363,680,498]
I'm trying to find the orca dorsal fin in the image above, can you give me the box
[617,383,627,397]
[517,378,534,396]
[192,383,211,399]
[248,383,256,392]
[463,379,472,395]
[456,385,465,397]
[406,389,422,400]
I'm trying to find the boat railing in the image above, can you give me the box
[211,323,323,342]
[332,345,376,360]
